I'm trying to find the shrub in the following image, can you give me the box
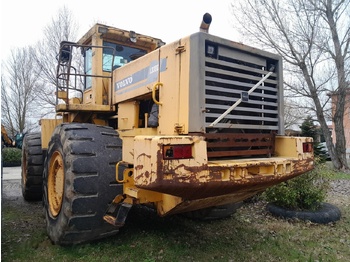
[2,147,22,167]
[264,160,330,211]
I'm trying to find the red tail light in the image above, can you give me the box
[302,142,313,153]
[163,145,192,159]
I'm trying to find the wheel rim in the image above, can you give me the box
[22,151,27,186]
[48,151,65,217]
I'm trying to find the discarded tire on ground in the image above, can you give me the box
[266,202,341,224]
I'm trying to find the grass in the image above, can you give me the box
[326,161,350,180]
[330,171,350,180]
[2,167,350,262]
[2,197,349,262]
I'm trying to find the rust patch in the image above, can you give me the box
[144,171,150,178]
[136,153,151,159]
[135,165,143,170]
[135,157,314,200]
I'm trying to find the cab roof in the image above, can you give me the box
[78,23,165,51]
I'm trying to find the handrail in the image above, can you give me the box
[55,43,115,106]
[152,82,163,105]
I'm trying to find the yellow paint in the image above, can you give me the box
[118,101,140,130]
[275,136,313,158]
[56,91,68,100]
[56,104,113,112]
[133,135,208,187]
[117,162,163,203]
[40,118,63,149]
[47,151,64,217]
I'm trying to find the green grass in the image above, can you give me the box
[326,161,350,180]
[2,196,350,262]
[330,171,350,180]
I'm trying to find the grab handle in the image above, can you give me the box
[152,82,163,105]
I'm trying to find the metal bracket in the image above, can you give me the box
[103,195,133,227]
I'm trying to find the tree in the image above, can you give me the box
[33,6,79,111]
[300,116,318,139]
[1,7,79,135]
[300,115,328,161]
[231,0,349,170]
[284,98,311,130]
[1,47,43,136]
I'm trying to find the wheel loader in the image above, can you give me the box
[21,13,314,245]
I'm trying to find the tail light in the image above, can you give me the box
[163,145,192,159]
[302,142,313,153]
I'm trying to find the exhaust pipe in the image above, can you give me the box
[199,13,212,33]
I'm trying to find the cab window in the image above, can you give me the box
[84,48,92,89]
[102,41,147,72]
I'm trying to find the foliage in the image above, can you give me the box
[316,143,330,162]
[264,161,331,210]
[265,116,332,210]
[300,116,328,162]
[2,147,22,166]
[299,116,317,139]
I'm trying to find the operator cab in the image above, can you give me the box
[55,23,164,112]
[83,41,148,90]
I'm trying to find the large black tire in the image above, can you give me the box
[43,123,123,245]
[21,133,44,201]
[267,202,341,224]
[183,202,243,220]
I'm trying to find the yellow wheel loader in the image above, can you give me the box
[21,13,314,245]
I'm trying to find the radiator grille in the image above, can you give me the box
[204,44,280,134]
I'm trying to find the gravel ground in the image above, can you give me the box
[326,179,350,210]
[328,179,350,196]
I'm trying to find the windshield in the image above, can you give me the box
[103,41,147,72]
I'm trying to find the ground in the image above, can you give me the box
[1,178,350,261]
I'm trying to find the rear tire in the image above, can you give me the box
[183,202,243,220]
[21,133,44,201]
[43,123,123,245]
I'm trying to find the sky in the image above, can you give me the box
[0,0,240,62]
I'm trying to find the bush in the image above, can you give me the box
[2,147,22,167]
[264,160,330,211]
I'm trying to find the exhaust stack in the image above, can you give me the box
[199,13,212,33]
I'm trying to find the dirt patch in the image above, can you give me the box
[1,179,44,224]
[2,179,22,199]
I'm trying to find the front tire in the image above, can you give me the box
[43,123,123,245]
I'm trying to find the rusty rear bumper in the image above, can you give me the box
[133,136,314,202]
[135,157,313,201]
